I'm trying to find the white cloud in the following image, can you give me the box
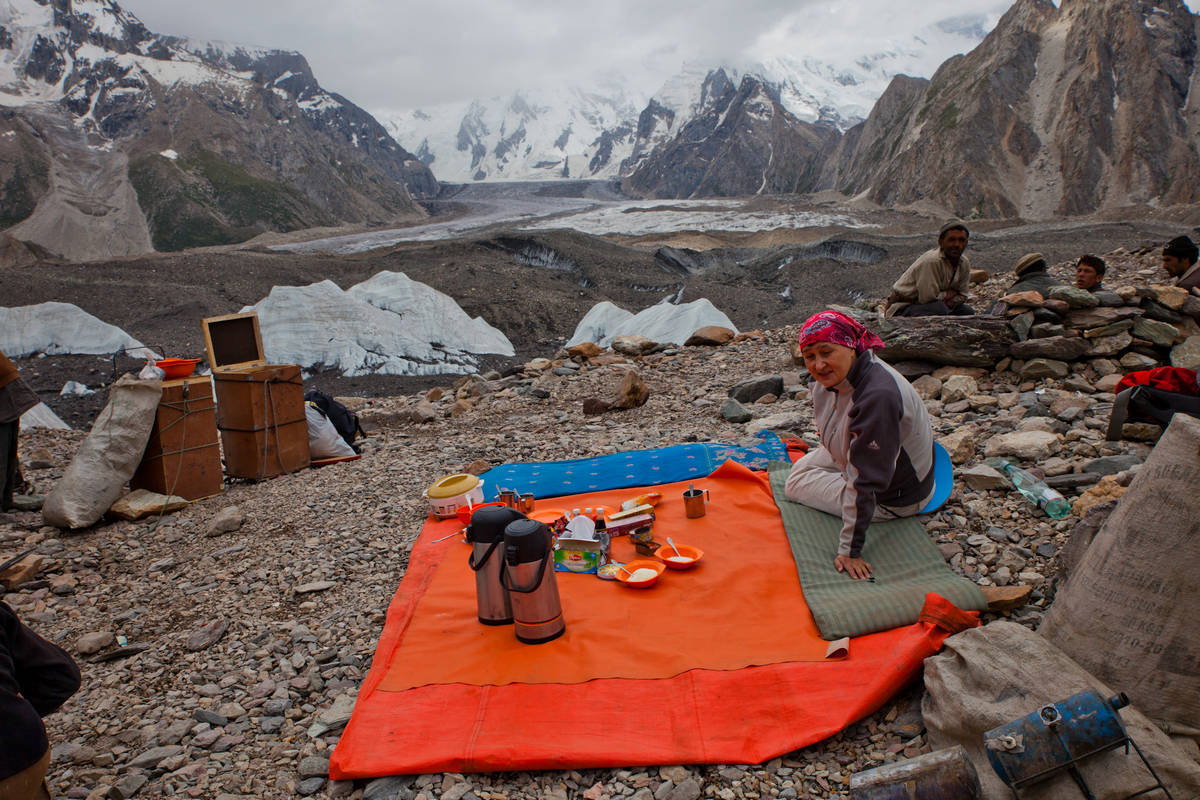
[119,0,1198,116]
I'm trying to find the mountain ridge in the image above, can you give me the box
[0,0,437,259]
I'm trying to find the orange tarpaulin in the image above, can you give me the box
[380,461,830,692]
[331,461,972,778]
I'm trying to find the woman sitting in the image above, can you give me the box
[785,311,937,580]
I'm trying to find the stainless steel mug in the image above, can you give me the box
[518,493,535,513]
[497,488,518,507]
[683,487,710,519]
[502,518,565,644]
[467,505,526,625]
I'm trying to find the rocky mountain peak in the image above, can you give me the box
[0,0,437,259]
[822,0,1200,219]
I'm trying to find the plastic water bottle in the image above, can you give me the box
[985,457,1072,518]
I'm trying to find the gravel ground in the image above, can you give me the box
[0,245,1185,799]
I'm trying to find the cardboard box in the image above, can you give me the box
[131,376,223,500]
[202,312,310,480]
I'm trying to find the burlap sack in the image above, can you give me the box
[43,374,162,529]
[923,622,1200,800]
[1041,413,1200,730]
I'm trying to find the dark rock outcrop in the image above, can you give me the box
[621,72,840,198]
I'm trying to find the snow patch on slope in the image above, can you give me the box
[568,298,737,348]
[0,302,155,358]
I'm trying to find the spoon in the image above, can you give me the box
[432,528,465,543]
[667,537,683,558]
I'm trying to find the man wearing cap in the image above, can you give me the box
[0,347,39,512]
[1075,255,1106,292]
[884,221,975,317]
[1162,236,1200,292]
[1007,253,1064,296]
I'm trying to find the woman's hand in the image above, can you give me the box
[834,554,873,580]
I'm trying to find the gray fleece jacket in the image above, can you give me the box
[809,351,935,558]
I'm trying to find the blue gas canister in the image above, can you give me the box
[983,690,1173,799]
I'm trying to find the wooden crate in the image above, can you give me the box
[131,377,223,500]
[212,364,309,479]
[201,311,310,480]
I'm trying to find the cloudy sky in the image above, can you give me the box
[120,0,1196,115]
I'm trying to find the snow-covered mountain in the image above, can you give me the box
[0,0,436,259]
[379,10,1002,184]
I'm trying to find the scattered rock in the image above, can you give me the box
[685,326,736,346]
[1020,359,1070,379]
[295,580,337,594]
[720,398,753,423]
[75,631,114,655]
[937,429,975,465]
[610,370,651,410]
[911,375,942,400]
[611,335,658,356]
[1172,335,1200,369]
[108,489,189,521]
[983,431,1060,461]
[567,342,604,359]
[185,618,229,652]
[582,398,613,416]
[729,374,784,404]
[940,375,977,404]
[205,506,244,537]
[961,464,1008,491]
[1073,475,1127,515]
[1046,285,1100,308]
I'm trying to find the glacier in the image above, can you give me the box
[568,298,737,348]
[240,274,514,377]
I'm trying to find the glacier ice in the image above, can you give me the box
[568,298,737,348]
[241,274,514,377]
[0,302,156,359]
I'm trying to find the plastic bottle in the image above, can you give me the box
[985,457,1072,518]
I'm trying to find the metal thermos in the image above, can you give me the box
[467,505,526,625]
[502,518,566,644]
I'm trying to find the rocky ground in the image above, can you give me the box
[1,244,1192,799]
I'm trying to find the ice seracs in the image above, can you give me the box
[241,274,514,377]
[0,302,155,358]
[568,298,737,348]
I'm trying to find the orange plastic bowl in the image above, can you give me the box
[655,543,704,569]
[456,501,507,526]
[156,357,200,379]
[614,559,666,588]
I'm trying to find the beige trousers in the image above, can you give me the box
[784,446,930,520]
[0,747,51,800]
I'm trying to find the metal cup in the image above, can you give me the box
[498,489,518,507]
[683,488,710,519]
[518,493,535,513]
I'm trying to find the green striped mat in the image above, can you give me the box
[768,462,986,640]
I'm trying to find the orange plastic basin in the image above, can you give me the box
[655,543,704,569]
[156,357,200,379]
[614,559,666,588]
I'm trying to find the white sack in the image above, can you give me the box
[306,404,355,460]
[42,375,162,529]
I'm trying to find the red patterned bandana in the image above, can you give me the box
[797,310,885,354]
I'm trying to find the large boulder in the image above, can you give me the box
[837,307,1016,367]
